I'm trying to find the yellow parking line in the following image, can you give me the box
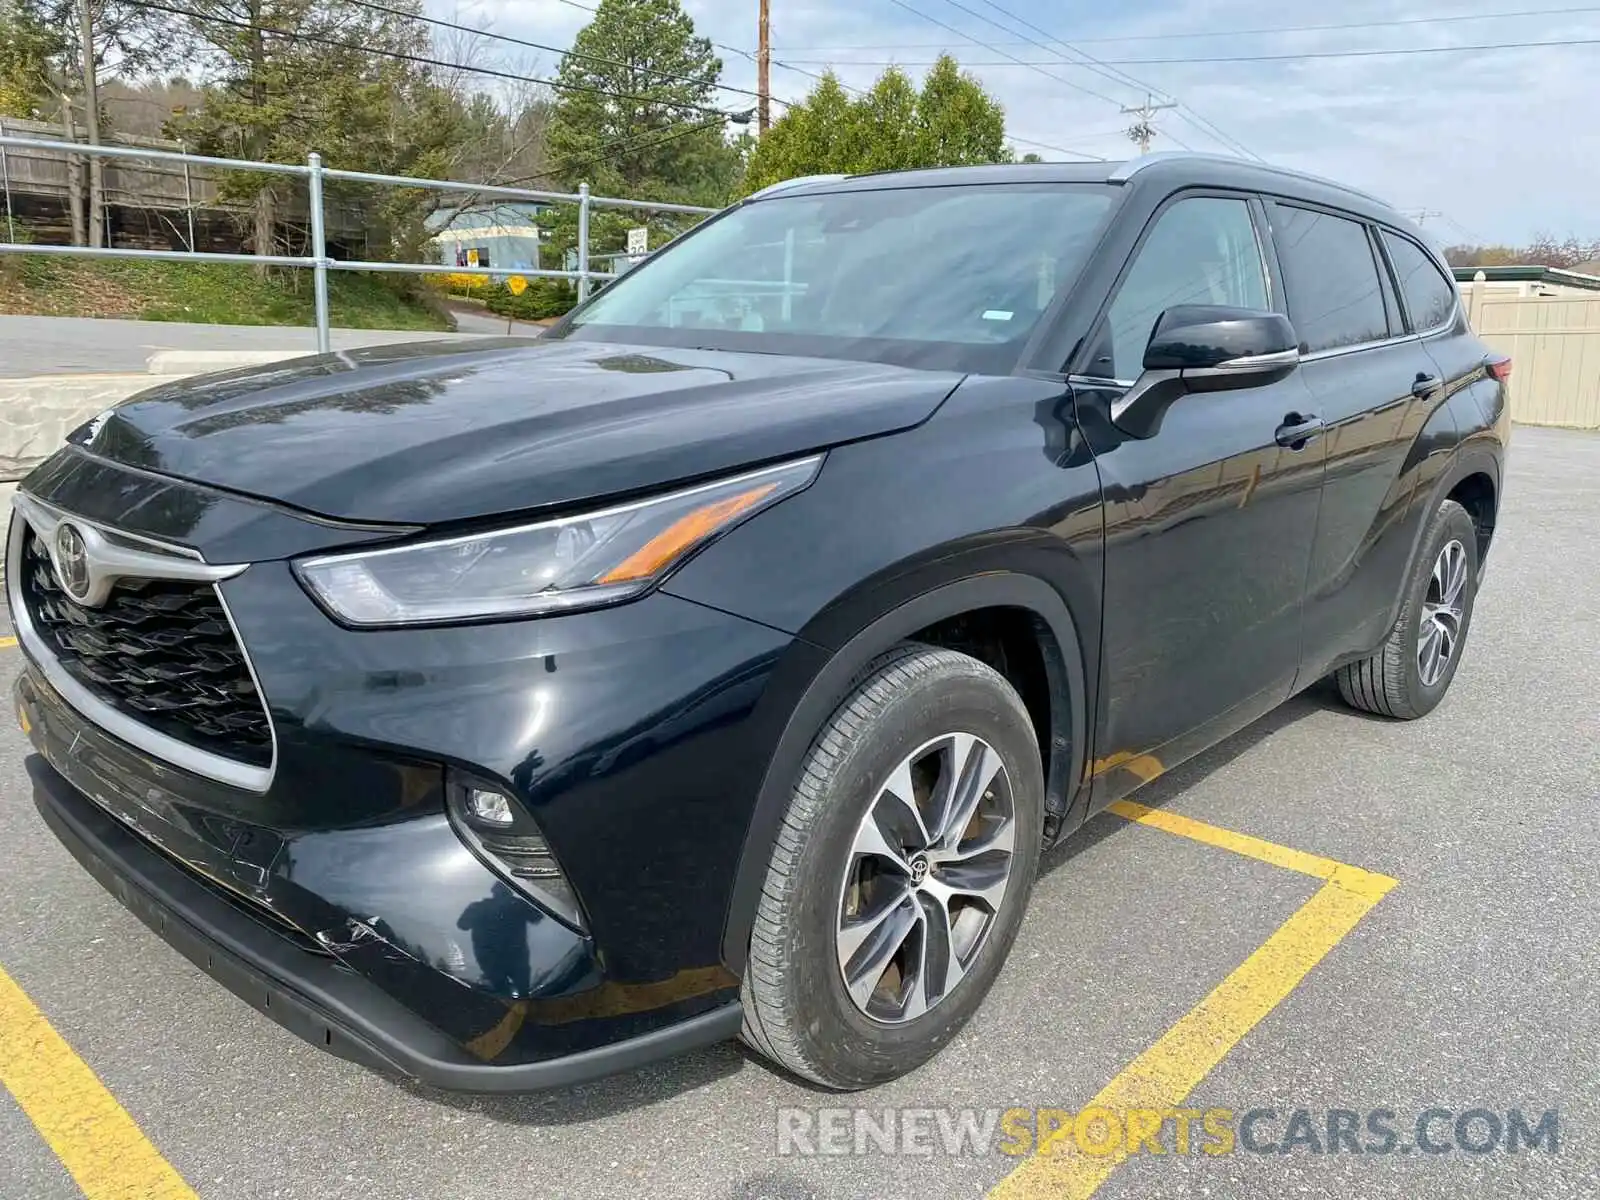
[990,806,1397,1200]
[1108,799,1395,894]
[0,636,16,650]
[0,966,197,1200]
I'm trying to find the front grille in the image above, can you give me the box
[20,529,272,768]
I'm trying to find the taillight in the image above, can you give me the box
[1487,356,1513,382]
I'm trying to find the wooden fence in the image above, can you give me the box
[0,116,369,247]
[1465,282,1600,429]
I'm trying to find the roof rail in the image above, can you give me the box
[1107,152,1390,207]
[745,173,850,201]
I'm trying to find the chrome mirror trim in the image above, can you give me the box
[1188,347,1303,378]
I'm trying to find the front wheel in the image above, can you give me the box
[1334,498,1479,719]
[739,644,1045,1089]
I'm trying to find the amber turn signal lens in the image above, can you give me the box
[598,483,778,584]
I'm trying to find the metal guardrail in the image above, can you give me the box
[0,134,720,353]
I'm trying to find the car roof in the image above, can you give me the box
[754,153,1407,228]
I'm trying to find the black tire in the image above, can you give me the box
[739,643,1045,1089]
[1334,498,1479,720]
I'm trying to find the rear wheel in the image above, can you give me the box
[740,644,1044,1089]
[1335,498,1479,719]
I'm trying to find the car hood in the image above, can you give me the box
[81,337,964,526]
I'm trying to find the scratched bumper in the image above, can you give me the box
[17,666,741,1090]
[29,758,740,1090]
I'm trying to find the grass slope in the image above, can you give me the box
[0,256,453,331]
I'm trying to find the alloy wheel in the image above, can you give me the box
[1418,538,1468,687]
[835,733,1016,1024]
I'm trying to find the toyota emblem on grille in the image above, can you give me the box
[54,523,93,603]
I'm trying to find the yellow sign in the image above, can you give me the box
[507,275,528,296]
[466,248,479,267]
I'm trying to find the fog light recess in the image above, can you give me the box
[446,773,586,930]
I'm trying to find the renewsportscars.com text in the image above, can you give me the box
[776,1106,1559,1158]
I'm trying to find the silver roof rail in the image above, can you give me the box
[745,174,849,200]
[1107,152,1390,207]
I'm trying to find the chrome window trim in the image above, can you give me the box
[1299,331,1421,364]
[6,498,276,793]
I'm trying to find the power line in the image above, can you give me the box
[415,0,1102,163]
[918,0,1264,162]
[337,0,787,107]
[965,0,1170,102]
[122,0,746,120]
[1438,214,1487,244]
[757,52,1102,161]
[442,0,1101,159]
[731,43,1104,162]
[778,36,1600,66]
[1006,135,1105,161]
[877,0,1126,107]
[1170,108,1259,161]
[772,4,1600,50]
[546,115,736,180]
[964,0,1265,161]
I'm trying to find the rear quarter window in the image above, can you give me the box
[1382,231,1458,332]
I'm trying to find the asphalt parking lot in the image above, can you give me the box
[1,424,1595,1200]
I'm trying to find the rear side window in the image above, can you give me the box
[1272,205,1390,353]
[1097,196,1269,380]
[1382,231,1457,331]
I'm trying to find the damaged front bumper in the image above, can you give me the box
[17,668,742,1091]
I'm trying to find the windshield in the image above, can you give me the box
[559,183,1116,373]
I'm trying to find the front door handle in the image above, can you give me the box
[1275,412,1324,449]
[1412,373,1442,398]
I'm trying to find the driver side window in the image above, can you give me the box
[1095,196,1270,381]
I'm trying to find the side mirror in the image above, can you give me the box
[1112,306,1300,439]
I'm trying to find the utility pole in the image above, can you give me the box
[1121,92,1177,155]
[1404,208,1443,226]
[79,0,104,247]
[757,0,771,134]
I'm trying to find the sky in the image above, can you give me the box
[435,0,1600,245]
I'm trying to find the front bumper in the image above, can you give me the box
[29,754,741,1091]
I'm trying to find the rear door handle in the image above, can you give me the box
[1274,413,1324,449]
[1412,373,1442,398]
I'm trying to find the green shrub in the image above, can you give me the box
[484,277,577,321]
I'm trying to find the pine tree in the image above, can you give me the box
[743,56,1011,193]
[544,0,741,205]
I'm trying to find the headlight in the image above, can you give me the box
[294,455,822,626]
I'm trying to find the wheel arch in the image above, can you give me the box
[720,556,1094,972]
[1376,389,1504,638]
[1409,438,1502,584]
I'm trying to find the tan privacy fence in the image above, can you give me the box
[1464,284,1600,428]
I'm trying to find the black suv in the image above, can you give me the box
[11,155,1507,1091]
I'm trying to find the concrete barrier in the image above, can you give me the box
[146,349,316,376]
[2,348,314,490]
[1,373,155,482]
[0,348,315,576]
